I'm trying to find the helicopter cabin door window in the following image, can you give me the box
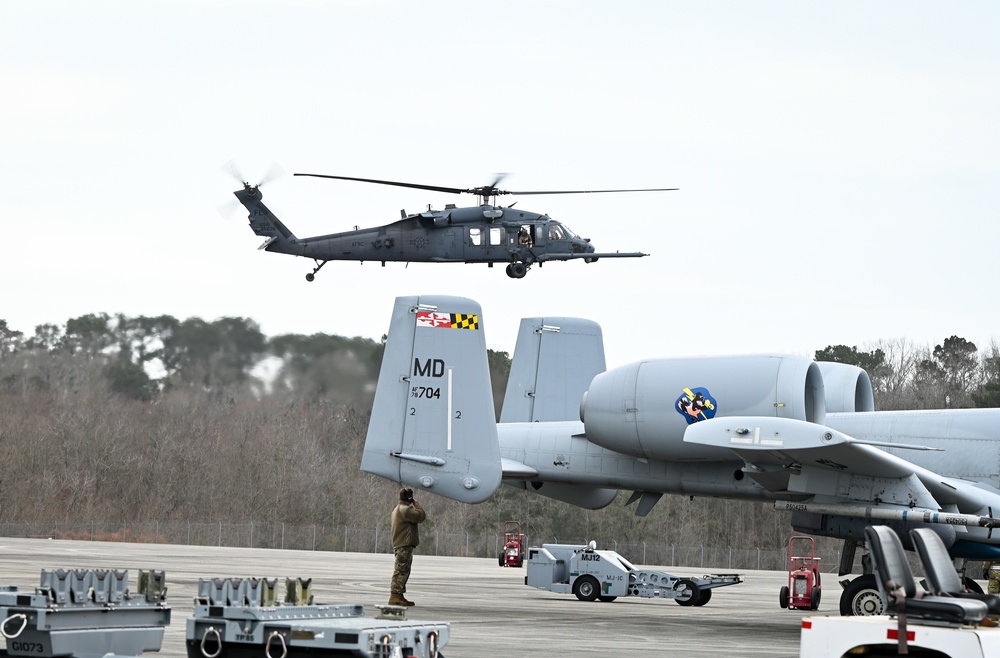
[489,227,504,246]
[517,225,533,247]
[469,227,483,246]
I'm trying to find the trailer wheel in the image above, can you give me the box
[598,595,617,602]
[779,585,789,609]
[674,579,702,606]
[573,576,600,601]
[692,588,712,606]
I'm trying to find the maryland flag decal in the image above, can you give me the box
[416,311,480,330]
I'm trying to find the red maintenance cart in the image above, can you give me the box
[779,535,821,610]
[499,521,526,568]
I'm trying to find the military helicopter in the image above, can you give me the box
[233,172,675,280]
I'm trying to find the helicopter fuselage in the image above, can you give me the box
[266,204,595,265]
[235,181,649,280]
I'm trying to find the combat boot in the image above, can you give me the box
[388,593,414,606]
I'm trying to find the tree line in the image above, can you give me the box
[0,312,997,556]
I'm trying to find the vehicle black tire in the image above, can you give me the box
[810,587,820,610]
[779,585,789,609]
[505,264,514,278]
[511,262,527,278]
[516,555,523,568]
[498,552,504,567]
[964,577,985,594]
[598,595,617,602]
[839,574,884,616]
[306,273,315,282]
[692,588,712,606]
[674,579,702,606]
[573,575,600,602]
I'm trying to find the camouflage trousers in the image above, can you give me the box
[391,546,415,594]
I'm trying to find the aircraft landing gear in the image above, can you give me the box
[839,574,883,616]
[506,261,528,279]
[306,259,328,282]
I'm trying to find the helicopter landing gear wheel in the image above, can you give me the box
[306,259,328,282]
[509,262,528,279]
[505,263,514,278]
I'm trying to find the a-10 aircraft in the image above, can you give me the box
[233,174,670,281]
[361,295,1000,617]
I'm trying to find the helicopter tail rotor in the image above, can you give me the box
[218,160,285,218]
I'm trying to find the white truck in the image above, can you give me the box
[525,542,742,606]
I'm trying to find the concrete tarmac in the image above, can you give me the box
[0,537,806,657]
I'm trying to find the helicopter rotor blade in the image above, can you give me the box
[221,159,247,185]
[258,162,286,188]
[221,160,285,188]
[294,173,678,198]
[504,187,679,196]
[294,173,468,195]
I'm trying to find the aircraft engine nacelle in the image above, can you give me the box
[580,355,825,461]
[814,362,875,413]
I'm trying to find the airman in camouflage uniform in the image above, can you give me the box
[388,488,426,607]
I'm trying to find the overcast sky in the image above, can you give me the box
[3,1,998,367]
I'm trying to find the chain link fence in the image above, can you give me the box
[0,520,872,572]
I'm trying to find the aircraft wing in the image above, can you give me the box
[684,416,991,514]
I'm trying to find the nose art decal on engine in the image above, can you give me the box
[675,387,717,424]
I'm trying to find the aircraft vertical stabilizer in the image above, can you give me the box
[500,317,606,422]
[361,295,502,503]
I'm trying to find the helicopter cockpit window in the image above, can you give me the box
[489,227,504,246]
[469,227,483,246]
[548,222,578,241]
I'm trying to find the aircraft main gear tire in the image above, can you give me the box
[510,262,527,278]
[674,579,702,606]
[573,576,600,602]
[779,585,789,608]
[839,574,884,616]
[598,595,617,602]
[306,273,315,282]
[692,588,712,606]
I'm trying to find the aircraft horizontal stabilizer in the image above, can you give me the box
[361,295,502,504]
